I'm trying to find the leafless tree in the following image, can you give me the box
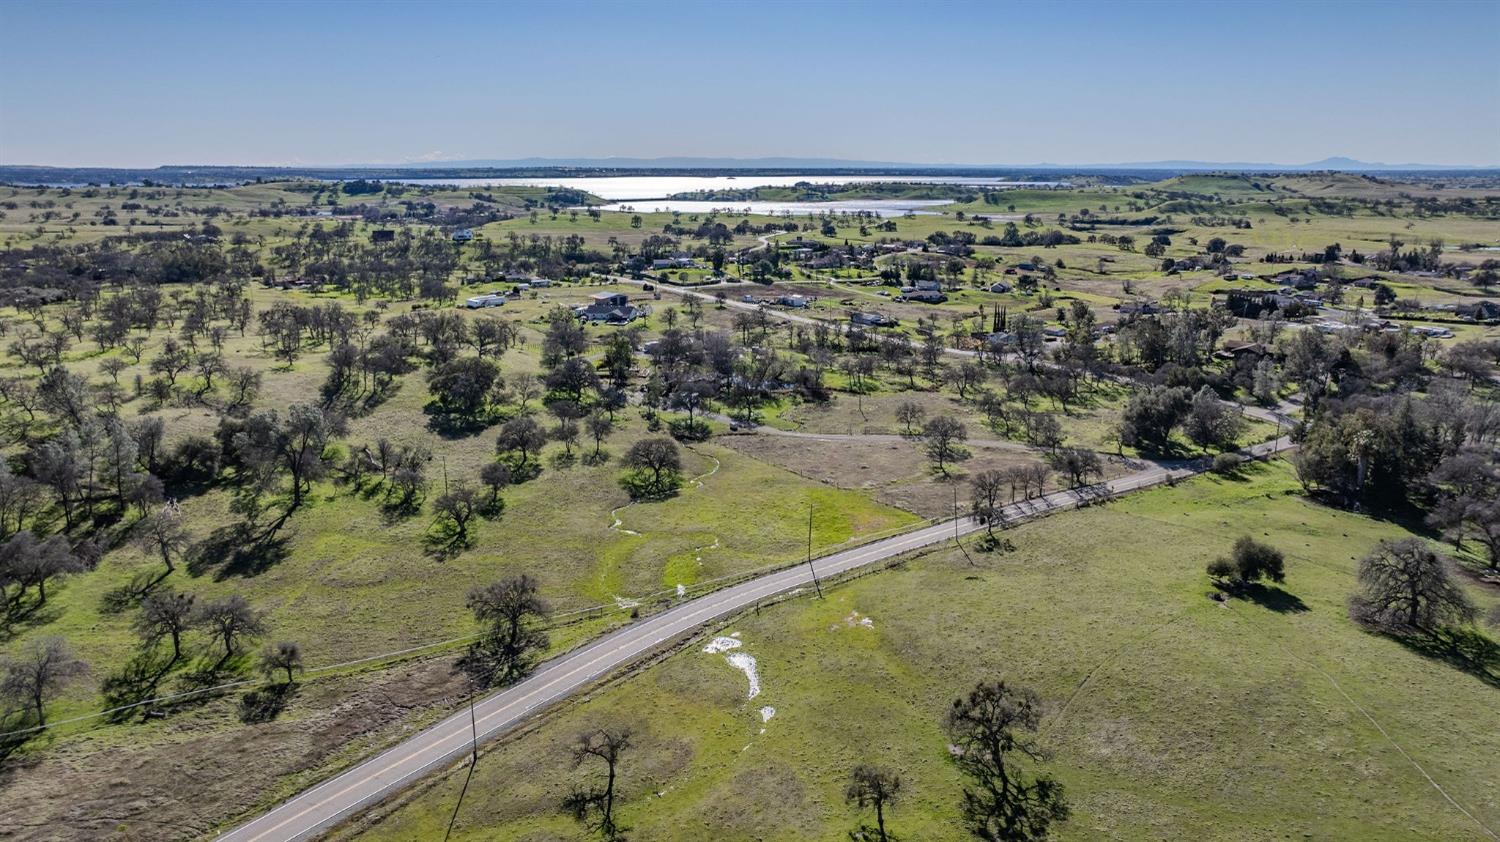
[1,636,88,726]
[260,641,303,685]
[921,415,968,475]
[195,594,266,666]
[1,530,85,608]
[478,461,511,511]
[970,470,1008,542]
[1350,538,1475,632]
[895,401,926,436]
[945,679,1068,841]
[432,483,482,544]
[846,764,902,842]
[135,499,188,574]
[457,575,548,687]
[136,587,196,662]
[562,727,633,840]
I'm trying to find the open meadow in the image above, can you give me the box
[0,168,1495,841]
[351,460,1500,842]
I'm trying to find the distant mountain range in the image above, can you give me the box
[1089,156,1492,172]
[382,155,1493,172]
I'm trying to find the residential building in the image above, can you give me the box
[850,311,897,328]
[576,292,645,324]
[464,293,506,309]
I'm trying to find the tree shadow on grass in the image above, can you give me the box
[500,457,542,484]
[357,478,390,503]
[0,712,41,770]
[147,654,253,713]
[100,649,180,723]
[1210,458,1273,483]
[0,598,64,642]
[379,492,426,525]
[238,683,296,724]
[157,473,221,504]
[1238,582,1310,614]
[423,521,473,561]
[99,567,172,615]
[326,383,398,420]
[1388,626,1500,689]
[187,516,291,580]
[619,472,682,502]
[423,405,502,440]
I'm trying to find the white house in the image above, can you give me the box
[464,293,506,309]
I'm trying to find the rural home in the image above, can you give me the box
[464,292,506,309]
[1215,340,1269,360]
[895,288,946,304]
[1273,269,1321,290]
[576,292,646,324]
[986,331,1015,349]
[1457,300,1500,321]
[850,311,897,328]
[899,290,947,304]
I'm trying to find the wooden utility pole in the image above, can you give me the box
[806,503,823,599]
[445,680,481,841]
[953,480,974,565]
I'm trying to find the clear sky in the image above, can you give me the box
[2,0,1498,168]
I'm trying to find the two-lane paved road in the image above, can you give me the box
[217,435,1288,842]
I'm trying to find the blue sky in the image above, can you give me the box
[2,0,1497,167]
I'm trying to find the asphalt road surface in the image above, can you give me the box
[217,435,1289,842]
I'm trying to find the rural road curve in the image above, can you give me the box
[217,435,1290,842]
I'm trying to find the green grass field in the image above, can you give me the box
[353,459,1500,842]
[0,169,1495,839]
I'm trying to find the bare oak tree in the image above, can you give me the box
[945,679,1069,841]
[1,636,88,727]
[1350,538,1475,632]
[458,575,548,687]
[562,727,633,840]
[846,763,902,842]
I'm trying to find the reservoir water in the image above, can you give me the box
[395,174,1060,199]
[394,174,1060,216]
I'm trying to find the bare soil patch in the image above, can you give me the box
[720,432,1085,519]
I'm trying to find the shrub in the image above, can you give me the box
[1208,536,1285,589]
[1212,452,1244,475]
[668,417,711,442]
